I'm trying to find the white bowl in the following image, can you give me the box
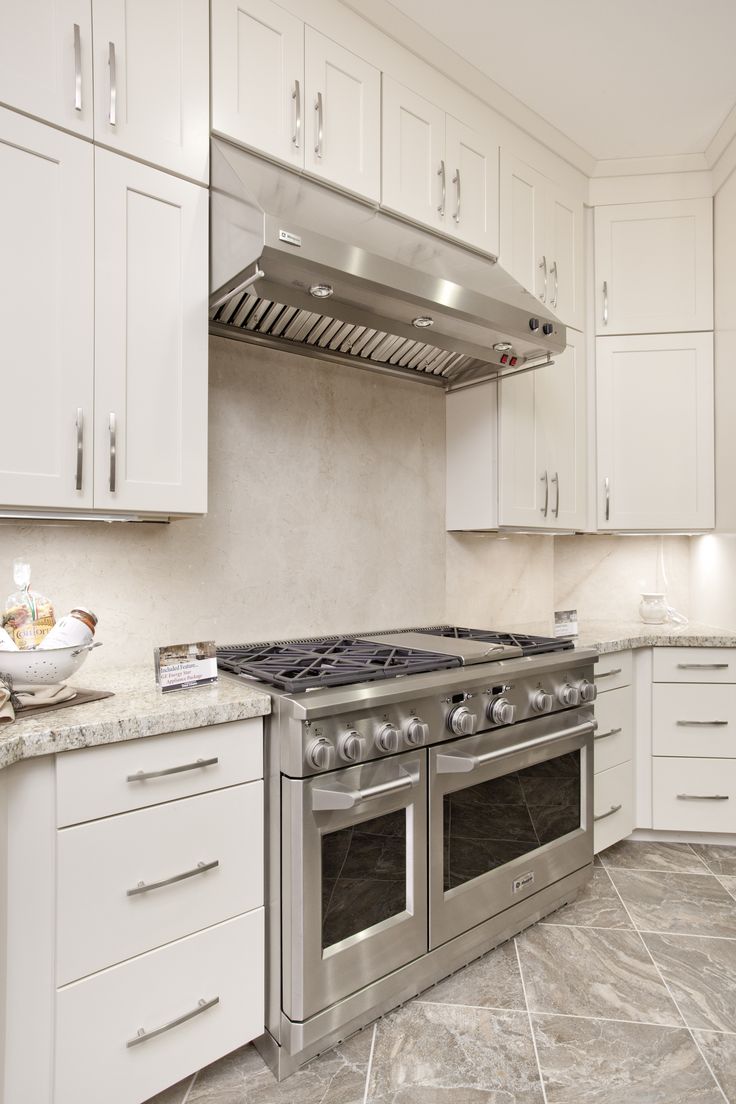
[0,642,102,686]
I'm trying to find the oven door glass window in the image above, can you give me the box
[321,808,407,949]
[443,749,581,891]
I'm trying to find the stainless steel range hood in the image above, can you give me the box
[209,140,566,389]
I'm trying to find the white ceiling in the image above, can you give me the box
[386,0,736,162]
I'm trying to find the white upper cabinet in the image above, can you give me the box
[594,199,713,335]
[499,152,584,330]
[596,332,714,531]
[444,115,499,256]
[446,382,498,531]
[382,79,499,255]
[0,0,93,138]
[0,109,94,510]
[498,329,586,530]
[303,28,380,202]
[382,78,445,232]
[93,150,208,514]
[211,0,303,170]
[92,0,209,182]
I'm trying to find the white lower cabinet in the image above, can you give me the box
[593,651,635,854]
[593,685,633,774]
[594,760,635,854]
[55,910,264,1104]
[653,758,736,832]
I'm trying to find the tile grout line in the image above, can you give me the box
[600,863,731,1104]
[514,937,549,1104]
[683,841,721,874]
[180,1072,198,1104]
[538,919,736,941]
[361,1023,377,1104]
[600,864,721,876]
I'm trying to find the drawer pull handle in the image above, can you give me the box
[677,663,729,670]
[676,720,728,727]
[676,793,730,801]
[594,727,622,741]
[127,858,219,897]
[594,803,622,822]
[126,756,218,782]
[595,668,622,680]
[126,995,219,1048]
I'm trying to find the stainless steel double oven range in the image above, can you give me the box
[218,626,598,1080]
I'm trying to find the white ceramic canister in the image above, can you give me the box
[38,607,97,649]
[639,593,667,624]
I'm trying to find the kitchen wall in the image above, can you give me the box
[0,337,446,672]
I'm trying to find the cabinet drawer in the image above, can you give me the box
[594,651,632,692]
[652,648,736,684]
[56,718,262,826]
[55,910,263,1104]
[653,758,736,831]
[57,784,263,986]
[653,684,736,758]
[594,760,634,854]
[594,686,633,774]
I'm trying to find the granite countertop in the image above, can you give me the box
[0,665,270,772]
[572,620,736,655]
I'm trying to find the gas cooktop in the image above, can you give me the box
[217,625,574,693]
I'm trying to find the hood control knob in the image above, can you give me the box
[488,697,516,726]
[307,738,335,770]
[375,723,400,753]
[405,718,429,746]
[558,684,580,707]
[531,690,554,714]
[578,679,597,703]
[339,731,364,762]
[448,705,477,737]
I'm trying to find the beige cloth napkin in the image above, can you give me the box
[0,682,76,725]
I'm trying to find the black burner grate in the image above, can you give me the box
[415,626,574,655]
[217,636,461,692]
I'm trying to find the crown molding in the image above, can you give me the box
[706,100,736,168]
[592,152,710,177]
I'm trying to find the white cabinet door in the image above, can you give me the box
[93,150,208,514]
[548,185,584,331]
[0,109,94,510]
[540,329,587,530]
[304,28,380,202]
[92,0,209,182]
[594,199,713,335]
[0,0,93,137]
[444,115,499,257]
[446,382,498,531]
[498,368,545,528]
[381,76,445,230]
[210,0,303,170]
[596,332,714,531]
[499,151,549,305]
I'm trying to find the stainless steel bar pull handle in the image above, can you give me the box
[677,720,728,727]
[312,769,414,811]
[209,265,265,312]
[292,79,301,147]
[602,280,608,325]
[677,793,729,801]
[594,803,622,822]
[108,413,117,493]
[594,727,622,741]
[75,408,84,491]
[604,476,610,522]
[551,260,558,308]
[314,91,323,157]
[127,859,219,897]
[595,668,622,680]
[539,255,547,302]
[452,168,461,223]
[108,41,117,126]
[540,471,549,517]
[126,756,219,783]
[126,996,219,1049]
[437,160,446,216]
[73,24,82,111]
[436,719,596,774]
[677,663,729,670]
[551,471,559,518]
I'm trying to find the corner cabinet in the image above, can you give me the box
[498,330,587,531]
[596,332,714,531]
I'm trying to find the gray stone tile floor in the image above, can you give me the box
[145,840,736,1103]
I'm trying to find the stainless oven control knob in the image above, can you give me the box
[531,690,554,714]
[339,731,365,762]
[307,738,335,770]
[375,724,400,753]
[488,697,516,726]
[448,705,477,737]
[578,679,597,703]
[558,684,580,707]
[405,718,429,746]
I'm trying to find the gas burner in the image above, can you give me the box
[414,625,575,655]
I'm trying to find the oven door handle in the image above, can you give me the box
[311,769,415,811]
[435,719,596,775]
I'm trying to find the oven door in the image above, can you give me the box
[282,750,427,1022]
[429,710,594,949]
